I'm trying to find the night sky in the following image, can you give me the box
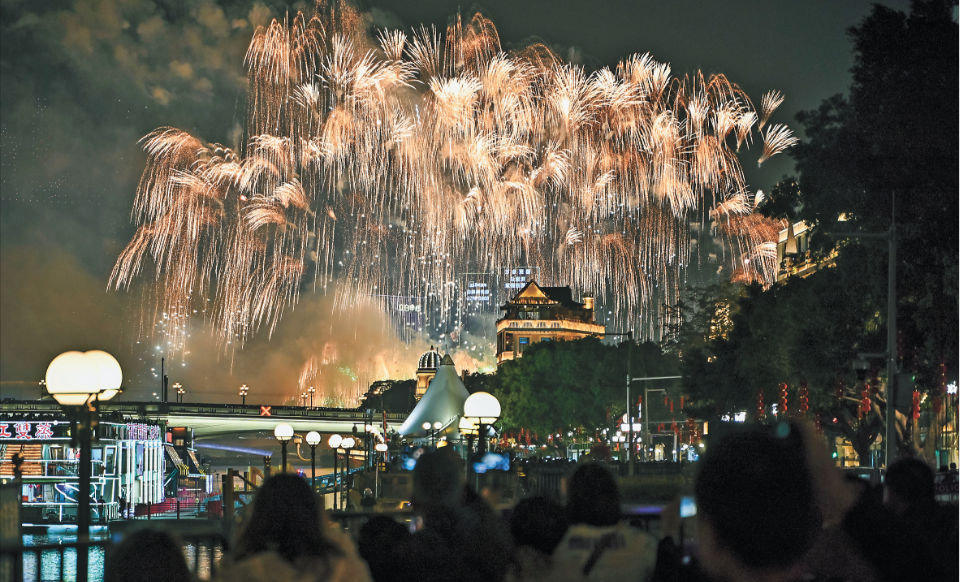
[0,0,915,402]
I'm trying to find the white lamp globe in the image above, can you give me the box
[459,416,479,436]
[274,423,294,442]
[85,350,122,392]
[328,434,342,448]
[45,351,100,405]
[342,437,355,449]
[375,443,388,452]
[422,421,431,431]
[433,421,443,430]
[306,431,322,446]
[464,392,501,423]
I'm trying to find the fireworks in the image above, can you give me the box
[111,1,791,359]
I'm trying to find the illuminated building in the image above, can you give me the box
[776,221,837,282]
[495,281,604,365]
[415,347,443,400]
[0,415,166,522]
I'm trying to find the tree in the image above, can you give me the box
[747,0,957,463]
[489,338,678,445]
[760,0,958,387]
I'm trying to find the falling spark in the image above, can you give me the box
[110,2,793,357]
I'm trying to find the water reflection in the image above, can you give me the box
[21,533,223,582]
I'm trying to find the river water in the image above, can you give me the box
[19,531,223,582]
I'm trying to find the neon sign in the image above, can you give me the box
[0,421,62,440]
[125,423,161,441]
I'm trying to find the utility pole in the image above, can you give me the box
[828,202,897,470]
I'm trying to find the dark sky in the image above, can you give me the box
[0,0,914,401]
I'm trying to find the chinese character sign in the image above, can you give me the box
[0,421,66,440]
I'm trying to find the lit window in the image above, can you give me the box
[518,337,530,353]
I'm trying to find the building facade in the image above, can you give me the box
[776,220,838,282]
[495,281,604,365]
[415,347,443,400]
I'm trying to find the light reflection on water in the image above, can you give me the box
[20,533,223,582]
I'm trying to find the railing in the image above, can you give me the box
[328,509,415,537]
[132,498,210,520]
[1,531,227,582]
[0,459,81,477]
[1,538,109,582]
[21,501,120,523]
[0,400,408,422]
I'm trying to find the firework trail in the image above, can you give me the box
[111,1,792,364]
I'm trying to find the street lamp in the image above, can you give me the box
[328,434,342,508]
[375,442,388,498]
[45,350,121,582]
[174,382,184,403]
[239,384,249,405]
[341,437,356,509]
[464,392,501,455]
[306,431,322,491]
[308,386,316,408]
[422,421,432,445]
[274,423,294,473]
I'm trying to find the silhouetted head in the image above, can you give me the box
[695,423,821,573]
[104,529,192,582]
[234,473,335,564]
[510,496,569,556]
[566,463,621,527]
[884,457,935,515]
[358,515,410,582]
[412,449,464,513]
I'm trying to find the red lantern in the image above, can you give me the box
[859,384,871,418]
[680,396,685,410]
[669,399,674,413]
[799,382,809,415]
[911,390,921,421]
[779,383,788,415]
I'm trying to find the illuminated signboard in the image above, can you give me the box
[125,423,162,441]
[503,267,538,290]
[0,421,66,440]
[466,281,491,303]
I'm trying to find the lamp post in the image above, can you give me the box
[240,384,249,405]
[433,422,442,447]
[174,382,184,403]
[274,424,294,473]
[341,437,355,509]
[464,392,501,456]
[306,431,322,492]
[422,422,432,446]
[459,415,479,458]
[45,350,121,582]
[827,213,897,470]
[375,443,388,498]
[308,386,316,408]
[328,434,342,508]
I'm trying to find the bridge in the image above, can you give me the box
[0,401,408,437]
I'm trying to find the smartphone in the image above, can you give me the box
[679,495,697,518]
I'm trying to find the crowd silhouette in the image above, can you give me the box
[103,422,957,582]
